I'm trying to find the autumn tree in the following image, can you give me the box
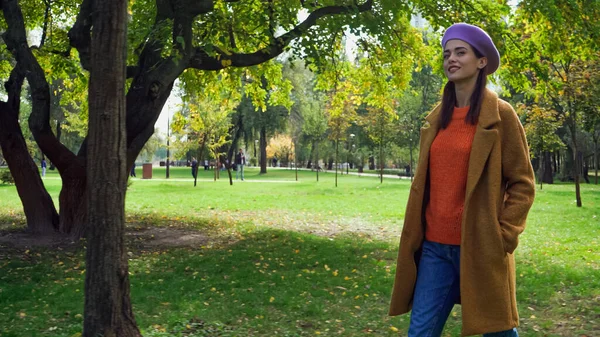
[502,0,600,206]
[1,0,60,233]
[517,103,564,188]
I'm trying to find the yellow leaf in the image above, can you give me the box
[270,297,275,303]
[390,326,399,332]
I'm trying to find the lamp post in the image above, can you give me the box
[347,134,355,175]
[166,111,170,178]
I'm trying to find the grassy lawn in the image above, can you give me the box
[0,167,599,336]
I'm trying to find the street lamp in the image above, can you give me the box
[347,134,355,174]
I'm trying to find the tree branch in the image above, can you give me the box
[40,0,51,48]
[67,0,93,71]
[189,0,373,70]
[1,0,77,173]
[4,66,25,113]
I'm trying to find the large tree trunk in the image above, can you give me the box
[59,162,87,235]
[0,108,59,234]
[0,70,59,233]
[83,0,140,335]
[260,126,267,174]
[2,0,94,236]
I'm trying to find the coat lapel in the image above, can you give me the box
[465,89,501,201]
[412,104,441,193]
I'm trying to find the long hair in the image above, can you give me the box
[440,47,488,129]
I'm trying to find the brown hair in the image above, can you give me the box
[439,46,488,129]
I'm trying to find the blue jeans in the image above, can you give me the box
[236,164,244,180]
[408,240,518,337]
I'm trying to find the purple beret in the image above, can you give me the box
[441,23,500,75]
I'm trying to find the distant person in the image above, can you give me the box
[235,149,246,181]
[204,159,209,170]
[41,158,47,177]
[130,162,136,177]
[191,157,198,179]
[389,23,535,337]
[272,156,278,167]
[405,164,410,176]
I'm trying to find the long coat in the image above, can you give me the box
[389,89,535,336]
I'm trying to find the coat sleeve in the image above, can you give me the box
[499,101,536,254]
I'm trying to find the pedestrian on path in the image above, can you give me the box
[235,149,246,181]
[389,23,535,337]
[41,157,47,177]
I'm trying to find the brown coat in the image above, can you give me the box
[389,89,535,336]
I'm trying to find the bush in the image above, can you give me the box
[0,169,14,184]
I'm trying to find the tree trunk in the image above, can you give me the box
[58,164,87,236]
[569,116,582,207]
[594,139,598,185]
[315,140,319,182]
[0,99,59,234]
[335,139,338,187]
[541,151,553,184]
[260,126,267,174]
[83,0,140,335]
[49,119,61,170]
[379,140,384,184]
[409,143,414,182]
[307,140,315,169]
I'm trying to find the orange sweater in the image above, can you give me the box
[425,106,477,245]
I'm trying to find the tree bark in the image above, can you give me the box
[260,126,267,174]
[0,87,59,234]
[83,0,140,334]
[541,151,553,184]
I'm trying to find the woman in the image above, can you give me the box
[389,23,535,337]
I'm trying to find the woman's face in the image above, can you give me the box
[443,39,487,84]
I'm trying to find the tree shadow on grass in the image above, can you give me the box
[0,227,598,336]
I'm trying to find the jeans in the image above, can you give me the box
[236,164,244,180]
[408,240,518,337]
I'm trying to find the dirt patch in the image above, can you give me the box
[0,226,212,250]
[127,227,211,248]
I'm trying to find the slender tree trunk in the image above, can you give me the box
[315,141,319,182]
[568,113,582,206]
[307,140,315,169]
[409,143,414,182]
[379,140,383,184]
[594,139,598,185]
[83,0,140,335]
[260,127,267,174]
[335,138,338,187]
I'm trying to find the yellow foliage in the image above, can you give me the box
[266,134,295,161]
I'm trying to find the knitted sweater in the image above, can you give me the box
[425,106,477,245]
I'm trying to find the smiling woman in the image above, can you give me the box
[389,23,535,337]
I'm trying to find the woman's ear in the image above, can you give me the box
[478,57,488,70]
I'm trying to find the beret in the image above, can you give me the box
[441,23,500,75]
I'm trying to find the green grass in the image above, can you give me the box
[0,167,599,336]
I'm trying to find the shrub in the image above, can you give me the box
[0,169,14,184]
